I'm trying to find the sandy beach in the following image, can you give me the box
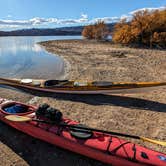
[0,39,166,166]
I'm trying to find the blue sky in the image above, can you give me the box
[0,0,165,30]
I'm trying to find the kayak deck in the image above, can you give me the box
[0,98,166,166]
[0,78,166,94]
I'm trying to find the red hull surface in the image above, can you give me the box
[0,98,166,166]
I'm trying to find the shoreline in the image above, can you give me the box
[37,43,71,80]
[39,39,166,81]
[38,41,71,80]
[0,39,166,166]
[60,54,71,80]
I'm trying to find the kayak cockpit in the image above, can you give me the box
[44,80,69,87]
[0,102,35,115]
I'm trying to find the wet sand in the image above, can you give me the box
[0,39,166,166]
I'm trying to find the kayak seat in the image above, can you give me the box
[4,104,30,114]
[44,80,68,87]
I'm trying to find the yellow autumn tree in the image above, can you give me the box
[82,21,108,40]
[82,25,94,39]
[93,21,108,40]
[113,19,135,44]
[113,8,166,48]
[152,32,166,48]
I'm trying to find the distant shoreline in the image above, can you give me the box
[0,23,115,37]
[0,34,81,37]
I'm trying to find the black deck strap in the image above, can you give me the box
[132,144,138,162]
[56,125,64,136]
[110,141,139,162]
[56,120,70,136]
[34,119,53,131]
[106,136,113,154]
[110,141,131,155]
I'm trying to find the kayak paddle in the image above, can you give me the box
[5,115,166,146]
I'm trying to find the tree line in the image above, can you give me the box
[82,8,166,48]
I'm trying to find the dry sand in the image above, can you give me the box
[0,39,166,166]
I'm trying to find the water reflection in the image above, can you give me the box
[0,36,81,79]
[32,44,43,52]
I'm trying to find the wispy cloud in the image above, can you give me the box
[56,14,88,24]
[0,6,165,30]
[0,14,88,29]
[129,6,165,15]
[0,25,19,29]
[89,16,120,24]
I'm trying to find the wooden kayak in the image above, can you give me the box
[0,98,166,166]
[0,77,166,94]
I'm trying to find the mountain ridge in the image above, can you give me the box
[0,23,115,36]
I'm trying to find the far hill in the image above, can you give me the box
[0,23,115,36]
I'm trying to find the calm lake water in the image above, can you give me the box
[0,36,81,79]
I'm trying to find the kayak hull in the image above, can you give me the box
[0,98,166,166]
[0,78,166,94]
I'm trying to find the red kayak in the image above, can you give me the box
[0,98,166,166]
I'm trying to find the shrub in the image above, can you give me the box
[82,25,94,39]
[113,8,166,48]
[82,21,108,40]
